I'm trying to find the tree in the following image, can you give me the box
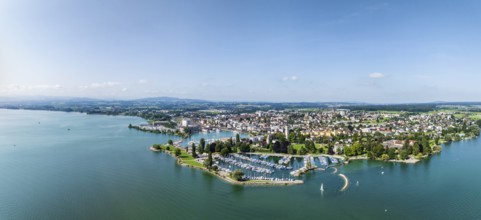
[415,153,423,160]
[387,148,396,159]
[174,148,181,157]
[239,143,251,153]
[413,143,421,155]
[230,169,244,181]
[280,140,290,153]
[233,143,239,153]
[423,144,432,155]
[298,147,307,155]
[199,138,205,154]
[224,141,232,153]
[422,138,431,155]
[317,147,324,154]
[236,133,240,143]
[191,143,197,158]
[220,147,230,157]
[367,151,375,160]
[272,141,281,153]
[168,139,173,145]
[287,145,296,155]
[381,154,390,161]
[288,132,296,143]
[344,145,354,156]
[204,152,213,169]
[402,140,410,150]
[209,143,216,153]
[327,145,335,155]
[153,144,161,150]
[352,142,363,156]
[476,119,481,128]
[305,141,316,153]
[372,144,385,158]
[298,134,306,144]
[215,142,222,152]
[399,149,409,160]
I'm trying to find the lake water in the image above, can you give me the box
[1,109,480,219]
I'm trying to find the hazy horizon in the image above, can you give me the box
[2,94,481,105]
[1,0,481,102]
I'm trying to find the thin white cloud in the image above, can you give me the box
[121,88,128,92]
[368,72,385,79]
[79,81,120,89]
[0,84,61,91]
[33,84,61,89]
[138,79,148,84]
[282,75,299,81]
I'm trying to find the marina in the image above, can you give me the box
[214,154,302,180]
[213,153,344,180]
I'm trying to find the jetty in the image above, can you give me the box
[290,156,317,176]
[339,174,349,192]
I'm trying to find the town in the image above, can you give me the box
[146,108,481,164]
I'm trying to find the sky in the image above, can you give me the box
[1,0,480,103]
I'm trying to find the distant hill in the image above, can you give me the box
[1,96,480,106]
[132,97,209,103]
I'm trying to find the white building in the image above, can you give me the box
[181,119,191,127]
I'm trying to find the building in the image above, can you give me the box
[181,119,191,127]
[382,140,416,149]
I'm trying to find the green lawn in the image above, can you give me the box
[431,109,481,120]
[296,108,321,112]
[178,151,204,168]
[451,112,481,120]
[291,143,326,152]
[159,145,204,168]
[379,110,403,114]
[469,114,481,120]
[291,143,305,151]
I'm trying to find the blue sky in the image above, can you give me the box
[0,0,480,103]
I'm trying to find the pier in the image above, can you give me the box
[339,174,349,192]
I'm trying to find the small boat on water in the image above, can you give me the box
[319,157,328,166]
[329,156,339,164]
[320,183,324,192]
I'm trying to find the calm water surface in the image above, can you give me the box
[1,109,480,219]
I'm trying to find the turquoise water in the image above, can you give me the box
[1,109,481,219]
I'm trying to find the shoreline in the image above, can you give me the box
[246,152,345,160]
[151,146,303,186]
[149,146,161,152]
[347,155,420,164]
